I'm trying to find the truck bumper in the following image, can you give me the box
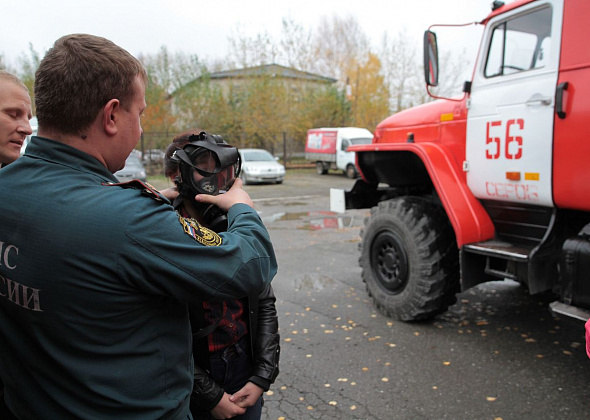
[330,179,397,213]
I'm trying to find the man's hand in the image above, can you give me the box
[229,382,264,409]
[210,392,246,419]
[195,178,254,212]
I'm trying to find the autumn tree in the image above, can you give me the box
[294,85,350,130]
[237,75,292,153]
[311,15,370,84]
[139,47,209,149]
[226,18,315,72]
[172,73,241,141]
[226,31,278,69]
[380,30,423,113]
[347,53,390,130]
[278,18,315,71]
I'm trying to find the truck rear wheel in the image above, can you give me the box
[316,161,328,175]
[359,197,459,321]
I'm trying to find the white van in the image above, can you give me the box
[305,127,373,178]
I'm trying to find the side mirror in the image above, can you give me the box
[423,30,439,87]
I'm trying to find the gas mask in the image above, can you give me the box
[172,132,241,232]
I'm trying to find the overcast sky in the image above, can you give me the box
[2,0,501,67]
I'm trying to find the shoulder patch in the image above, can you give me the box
[103,180,169,203]
[177,214,222,246]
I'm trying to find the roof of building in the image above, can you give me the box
[208,63,337,84]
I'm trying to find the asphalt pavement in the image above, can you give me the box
[153,169,590,419]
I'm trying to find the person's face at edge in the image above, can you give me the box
[0,80,32,165]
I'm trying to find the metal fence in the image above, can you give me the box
[138,131,308,175]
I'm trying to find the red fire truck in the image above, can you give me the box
[337,0,590,321]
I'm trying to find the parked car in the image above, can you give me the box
[143,149,165,164]
[114,155,147,182]
[238,148,285,185]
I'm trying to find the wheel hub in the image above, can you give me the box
[371,231,408,294]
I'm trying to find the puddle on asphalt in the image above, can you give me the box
[260,201,308,207]
[276,212,309,221]
[261,210,363,230]
[293,273,335,291]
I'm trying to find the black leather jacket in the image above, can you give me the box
[190,284,280,412]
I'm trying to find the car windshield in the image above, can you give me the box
[243,150,274,162]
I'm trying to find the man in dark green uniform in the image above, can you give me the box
[0,34,277,420]
[0,70,33,420]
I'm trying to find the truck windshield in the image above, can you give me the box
[350,137,372,145]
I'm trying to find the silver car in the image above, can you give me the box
[114,154,147,182]
[239,148,285,185]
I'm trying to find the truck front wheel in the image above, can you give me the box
[345,164,357,179]
[359,197,459,321]
[316,161,328,175]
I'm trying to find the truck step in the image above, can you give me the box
[463,240,533,262]
[549,301,590,321]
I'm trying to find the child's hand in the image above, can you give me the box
[210,392,246,419]
[229,382,264,408]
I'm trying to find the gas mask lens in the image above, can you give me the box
[187,149,240,195]
[192,150,217,173]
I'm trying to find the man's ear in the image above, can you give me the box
[102,99,120,135]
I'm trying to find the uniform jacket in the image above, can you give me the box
[190,284,280,411]
[0,137,278,420]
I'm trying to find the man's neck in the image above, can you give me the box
[38,128,108,169]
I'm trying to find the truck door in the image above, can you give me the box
[465,0,563,207]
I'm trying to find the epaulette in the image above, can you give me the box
[102,179,170,203]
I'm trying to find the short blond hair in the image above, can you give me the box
[0,70,28,92]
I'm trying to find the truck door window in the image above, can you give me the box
[341,139,351,151]
[484,6,552,78]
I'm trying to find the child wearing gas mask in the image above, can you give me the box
[164,131,280,419]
